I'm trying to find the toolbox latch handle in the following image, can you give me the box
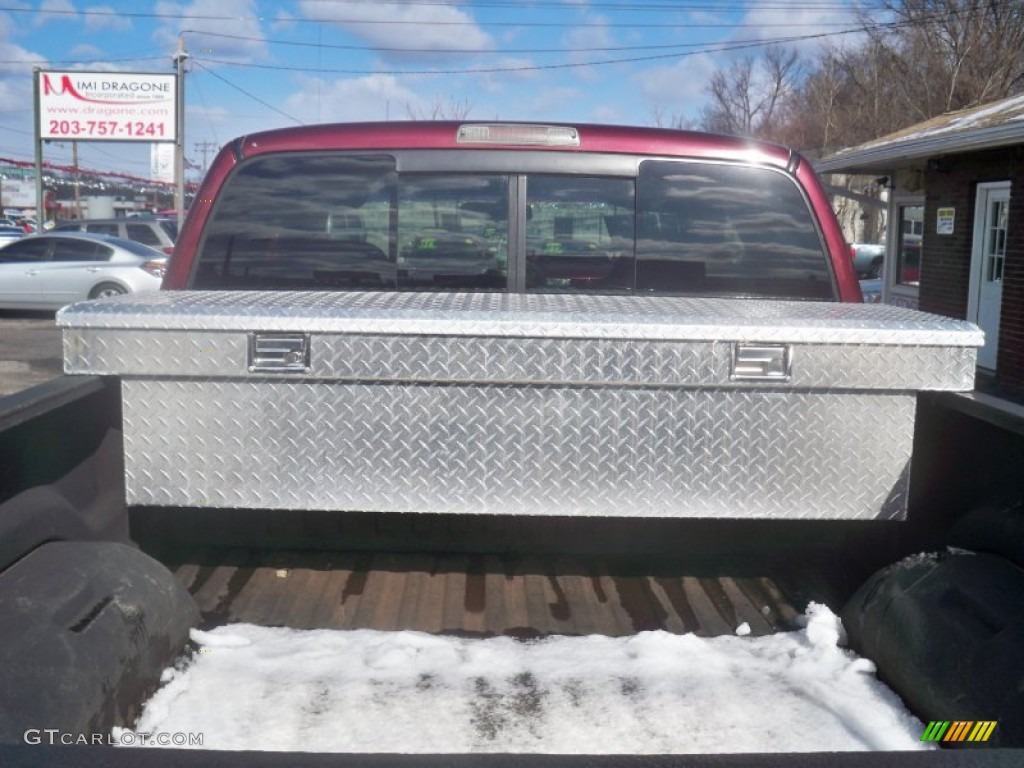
[248,332,311,373]
[731,343,791,382]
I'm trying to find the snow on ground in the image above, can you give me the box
[117,603,932,754]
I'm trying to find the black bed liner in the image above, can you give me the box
[1,744,1020,768]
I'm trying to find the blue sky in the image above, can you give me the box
[0,1,866,181]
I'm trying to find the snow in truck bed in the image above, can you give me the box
[117,604,931,754]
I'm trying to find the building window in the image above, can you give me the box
[896,204,923,287]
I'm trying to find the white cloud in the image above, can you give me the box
[589,104,620,123]
[632,52,719,122]
[529,86,583,115]
[297,0,493,59]
[84,5,132,32]
[271,10,297,32]
[0,8,22,39]
[35,0,78,26]
[68,42,102,57]
[0,39,44,156]
[562,14,614,57]
[499,27,525,46]
[0,37,46,77]
[59,58,139,72]
[739,0,862,55]
[282,74,423,124]
[472,56,539,94]
[154,0,267,63]
[560,14,617,83]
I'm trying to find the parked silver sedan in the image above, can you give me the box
[0,225,25,249]
[0,232,165,310]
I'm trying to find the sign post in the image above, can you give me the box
[33,67,42,224]
[172,39,188,230]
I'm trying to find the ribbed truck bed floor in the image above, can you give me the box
[156,549,828,638]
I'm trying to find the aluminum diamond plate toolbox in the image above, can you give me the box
[58,291,982,521]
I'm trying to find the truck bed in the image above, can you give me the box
[3,377,1024,763]
[154,546,819,638]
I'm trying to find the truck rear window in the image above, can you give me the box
[193,153,834,299]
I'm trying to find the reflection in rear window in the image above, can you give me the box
[636,161,832,299]
[196,154,397,290]
[397,174,509,291]
[193,153,833,299]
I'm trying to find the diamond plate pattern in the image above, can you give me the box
[64,328,249,377]
[123,379,914,520]
[58,290,984,347]
[64,325,977,390]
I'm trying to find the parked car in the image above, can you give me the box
[0,226,25,249]
[0,232,165,310]
[859,277,883,303]
[52,216,177,255]
[850,242,885,278]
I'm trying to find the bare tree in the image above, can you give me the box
[786,39,909,156]
[650,106,699,130]
[698,46,803,140]
[686,1,1024,156]
[858,0,1024,118]
[405,96,474,120]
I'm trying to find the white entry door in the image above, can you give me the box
[969,182,1011,370]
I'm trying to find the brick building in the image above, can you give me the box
[817,95,1024,393]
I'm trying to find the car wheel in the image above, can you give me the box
[869,258,884,279]
[89,282,127,299]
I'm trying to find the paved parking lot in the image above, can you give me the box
[0,312,65,397]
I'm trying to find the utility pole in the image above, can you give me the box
[193,140,217,175]
[72,140,81,219]
[33,67,43,227]
[172,37,188,231]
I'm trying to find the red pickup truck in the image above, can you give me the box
[3,123,1020,767]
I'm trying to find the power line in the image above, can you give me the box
[0,1,893,15]
[296,0,880,9]
[193,140,218,173]
[190,71,221,146]
[176,1,1004,76]
[0,55,169,66]
[0,3,893,28]
[181,22,874,57]
[191,61,304,126]
[184,24,897,76]
[1,1,1011,70]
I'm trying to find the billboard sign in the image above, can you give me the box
[150,142,175,183]
[0,178,37,208]
[37,71,176,142]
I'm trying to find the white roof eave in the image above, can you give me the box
[815,122,1024,175]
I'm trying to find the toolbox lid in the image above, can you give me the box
[58,290,983,347]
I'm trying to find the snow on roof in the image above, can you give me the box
[816,93,1024,174]
[862,94,1024,149]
